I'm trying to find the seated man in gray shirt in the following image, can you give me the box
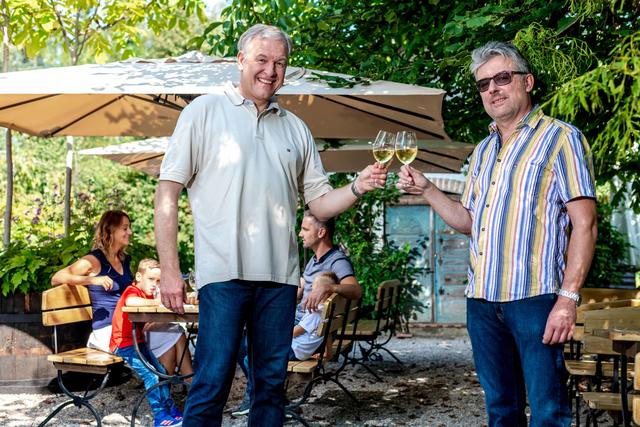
[233,211,361,416]
[296,211,361,321]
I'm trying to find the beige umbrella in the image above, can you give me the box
[0,52,450,142]
[80,137,474,175]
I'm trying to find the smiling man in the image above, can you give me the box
[154,24,387,427]
[397,42,597,426]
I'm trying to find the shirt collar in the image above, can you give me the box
[313,246,338,263]
[488,104,543,135]
[223,81,283,115]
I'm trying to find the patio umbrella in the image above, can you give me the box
[0,52,450,143]
[79,137,475,175]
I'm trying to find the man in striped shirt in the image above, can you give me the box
[398,41,597,426]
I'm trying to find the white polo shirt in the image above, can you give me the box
[160,82,332,288]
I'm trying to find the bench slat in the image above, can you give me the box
[48,347,122,366]
[42,284,91,311]
[52,362,110,375]
[566,360,634,377]
[291,360,318,373]
[42,306,93,326]
[581,392,640,411]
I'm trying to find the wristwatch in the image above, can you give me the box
[557,289,581,306]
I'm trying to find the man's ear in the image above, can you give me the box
[237,51,245,71]
[525,73,535,93]
[317,227,326,239]
[135,271,142,282]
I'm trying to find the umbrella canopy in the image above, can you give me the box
[80,137,475,175]
[0,52,450,142]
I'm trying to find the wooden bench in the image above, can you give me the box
[581,353,640,426]
[336,279,402,381]
[566,298,640,359]
[38,284,123,427]
[285,293,359,427]
[566,302,640,425]
[577,307,640,426]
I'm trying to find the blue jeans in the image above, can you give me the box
[238,330,253,402]
[115,343,173,416]
[239,316,302,404]
[183,280,297,427]
[466,294,571,427]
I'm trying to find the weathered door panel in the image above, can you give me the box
[385,205,433,323]
[434,214,469,324]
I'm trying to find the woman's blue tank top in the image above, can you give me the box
[87,249,134,330]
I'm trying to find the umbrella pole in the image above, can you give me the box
[63,136,73,237]
[3,127,11,247]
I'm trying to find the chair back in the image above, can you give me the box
[42,284,93,327]
[372,280,401,332]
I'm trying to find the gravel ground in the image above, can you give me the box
[0,327,613,426]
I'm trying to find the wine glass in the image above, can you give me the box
[187,271,196,291]
[371,130,395,165]
[395,131,418,165]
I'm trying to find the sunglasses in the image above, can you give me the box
[475,71,528,92]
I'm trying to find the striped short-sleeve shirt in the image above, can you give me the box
[460,106,596,302]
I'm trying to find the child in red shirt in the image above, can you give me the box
[110,259,183,427]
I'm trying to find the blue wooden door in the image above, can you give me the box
[385,204,469,324]
[433,214,469,324]
[385,205,434,322]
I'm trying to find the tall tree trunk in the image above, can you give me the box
[2,0,12,247]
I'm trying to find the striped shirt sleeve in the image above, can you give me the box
[460,147,481,212]
[552,130,596,203]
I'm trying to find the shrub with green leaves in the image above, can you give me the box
[0,225,157,296]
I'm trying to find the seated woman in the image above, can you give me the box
[51,210,134,352]
[51,209,193,378]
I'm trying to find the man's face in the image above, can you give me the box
[299,216,322,250]
[476,55,533,125]
[237,37,288,109]
[136,268,161,297]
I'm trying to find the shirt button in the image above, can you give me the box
[491,181,496,185]
[485,203,490,208]
[497,158,502,162]
[479,252,483,256]
[481,227,486,231]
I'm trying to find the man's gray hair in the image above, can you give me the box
[470,41,530,77]
[237,24,292,56]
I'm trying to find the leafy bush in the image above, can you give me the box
[0,225,158,296]
[584,202,632,288]
[320,173,427,324]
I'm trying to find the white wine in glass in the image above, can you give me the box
[395,131,418,165]
[372,130,395,165]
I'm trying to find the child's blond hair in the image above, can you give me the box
[312,272,338,288]
[136,258,160,276]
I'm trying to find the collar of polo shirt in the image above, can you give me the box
[223,81,283,116]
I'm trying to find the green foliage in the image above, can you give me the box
[206,0,640,212]
[0,134,193,292]
[584,201,631,288]
[545,30,640,211]
[324,173,426,322]
[0,223,157,296]
[5,0,207,65]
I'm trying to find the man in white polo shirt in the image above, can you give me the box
[154,24,387,427]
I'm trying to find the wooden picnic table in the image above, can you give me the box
[122,304,199,323]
